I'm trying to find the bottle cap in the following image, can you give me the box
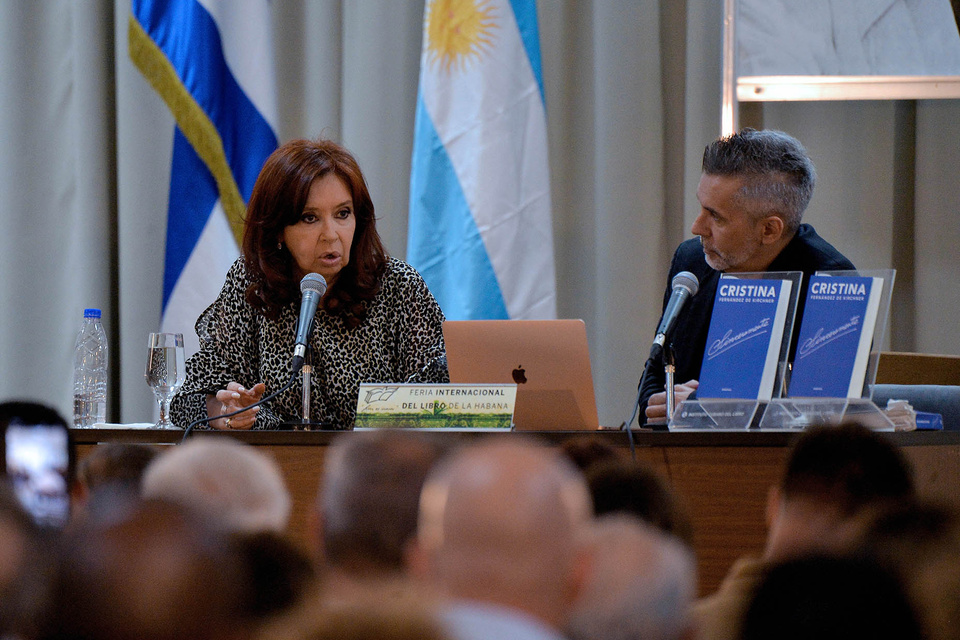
[83,308,102,319]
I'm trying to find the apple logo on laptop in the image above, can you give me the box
[512,365,527,384]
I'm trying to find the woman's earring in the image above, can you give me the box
[277,242,283,251]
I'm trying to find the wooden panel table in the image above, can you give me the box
[72,428,960,595]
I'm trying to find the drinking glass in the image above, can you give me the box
[144,332,186,429]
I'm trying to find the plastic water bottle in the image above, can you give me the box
[73,308,108,427]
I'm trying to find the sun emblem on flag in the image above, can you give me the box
[425,0,498,73]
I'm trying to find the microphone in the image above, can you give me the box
[291,273,327,373]
[649,271,699,359]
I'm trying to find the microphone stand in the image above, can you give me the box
[293,345,332,431]
[664,344,677,423]
[301,344,312,425]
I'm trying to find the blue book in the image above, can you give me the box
[788,275,883,398]
[698,278,793,400]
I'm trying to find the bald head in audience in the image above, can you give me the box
[568,515,697,640]
[142,437,291,533]
[410,439,592,631]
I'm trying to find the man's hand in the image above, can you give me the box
[644,380,699,425]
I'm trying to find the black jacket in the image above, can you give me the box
[638,223,855,427]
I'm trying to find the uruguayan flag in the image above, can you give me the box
[129,0,278,356]
[408,0,557,320]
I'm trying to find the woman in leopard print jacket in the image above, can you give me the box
[170,139,448,430]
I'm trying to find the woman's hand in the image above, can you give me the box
[211,382,266,430]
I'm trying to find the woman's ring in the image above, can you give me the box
[224,417,232,428]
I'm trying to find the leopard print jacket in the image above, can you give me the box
[170,257,449,430]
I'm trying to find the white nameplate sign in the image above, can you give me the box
[354,384,517,431]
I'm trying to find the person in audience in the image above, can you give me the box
[0,480,50,640]
[42,500,252,640]
[142,438,312,621]
[170,138,448,431]
[408,439,592,640]
[567,514,697,640]
[233,530,317,624]
[73,442,159,521]
[313,430,448,596]
[859,500,960,640]
[693,422,915,640]
[258,588,449,640]
[739,554,924,640]
[640,128,855,426]
[142,437,291,533]
[586,458,694,547]
[558,436,621,472]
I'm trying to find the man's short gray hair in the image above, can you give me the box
[319,431,447,572]
[567,515,697,640]
[702,128,816,233]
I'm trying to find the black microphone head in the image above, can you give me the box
[300,272,327,297]
[672,271,699,297]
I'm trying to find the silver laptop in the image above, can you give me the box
[443,319,600,431]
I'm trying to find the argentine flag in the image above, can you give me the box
[129,0,278,355]
[408,0,557,320]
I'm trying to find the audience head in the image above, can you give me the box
[44,499,251,640]
[77,442,157,495]
[75,442,159,519]
[258,588,448,640]
[233,530,316,623]
[142,437,291,533]
[411,439,592,629]
[701,128,815,234]
[740,554,923,640]
[317,430,447,578]
[0,480,49,640]
[859,500,960,640]
[568,515,697,640]
[764,421,915,561]
[586,458,694,547]
[558,436,621,472]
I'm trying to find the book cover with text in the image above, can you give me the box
[788,275,883,398]
[698,278,793,400]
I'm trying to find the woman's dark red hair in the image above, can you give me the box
[242,139,387,328]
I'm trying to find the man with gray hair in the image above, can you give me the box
[567,514,697,640]
[640,128,855,426]
[314,430,447,591]
[408,439,592,640]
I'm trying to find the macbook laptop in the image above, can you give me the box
[443,319,601,431]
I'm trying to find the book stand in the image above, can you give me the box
[669,398,764,430]
[669,269,897,432]
[668,397,895,431]
[759,397,894,430]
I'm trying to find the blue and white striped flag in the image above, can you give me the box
[407,0,557,320]
[129,0,278,355]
